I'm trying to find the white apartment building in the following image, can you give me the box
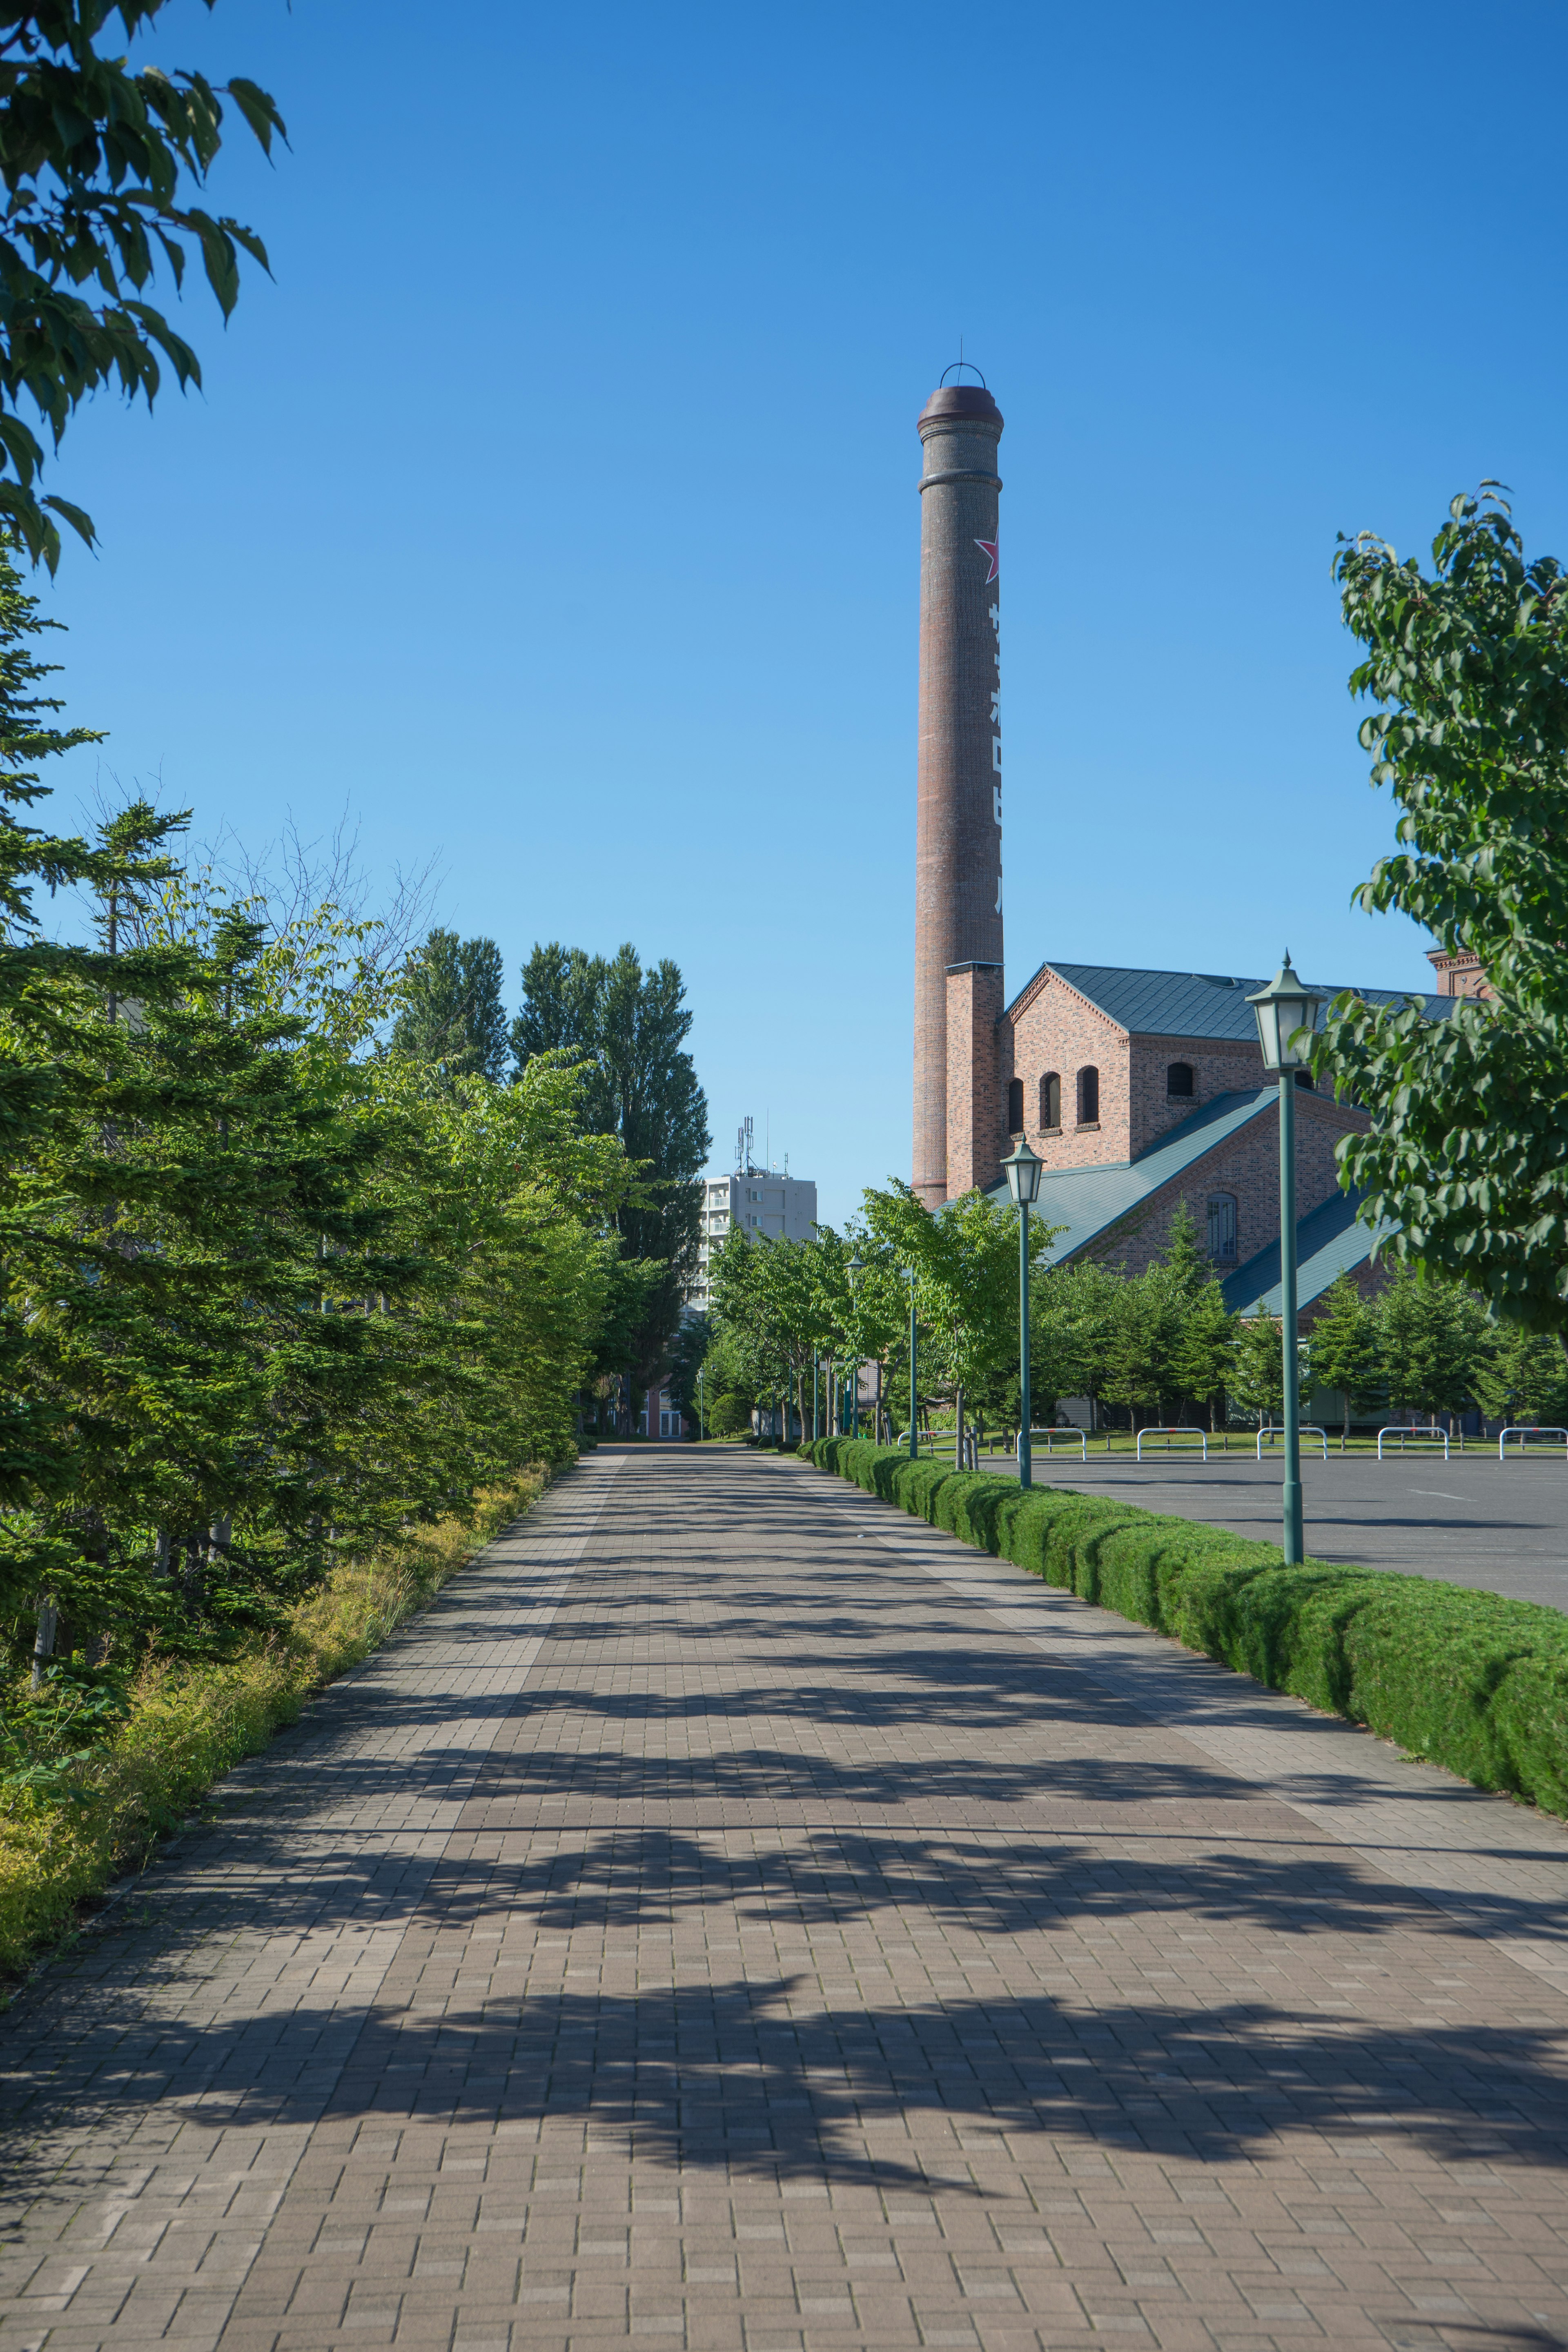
[688,1167,819,1310]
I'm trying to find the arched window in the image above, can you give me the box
[1206,1194,1237,1261]
[1077,1065,1099,1124]
[1006,1077,1024,1135]
[1167,1060,1194,1098]
[1040,1071,1061,1130]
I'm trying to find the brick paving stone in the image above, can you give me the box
[1,1446,1568,2352]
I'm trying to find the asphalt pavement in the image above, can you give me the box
[977,1444,1568,1608]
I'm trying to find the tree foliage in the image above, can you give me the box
[0,546,633,1676]
[390,928,509,1084]
[0,2,286,568]
[1314,489,1568,1341]
[514,940,709,1400]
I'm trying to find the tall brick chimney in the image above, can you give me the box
[912,375,1005,1207]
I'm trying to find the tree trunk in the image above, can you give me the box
[31,1594,58,1692]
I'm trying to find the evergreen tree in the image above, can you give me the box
[1308,1274,1381,1444]
[1175,1281,1238,1432]
[391,928,509,1083]
[1102,1273,1174,1433]
[513,940,710,1401]
[1373,1270,1484,1424]
[1474,1318,1568,1428]
[1031,1260,1124,1425]
[1229,1308,1286,1429]
[1158,1205,1236,1428]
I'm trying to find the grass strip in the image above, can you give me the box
[0,1470,551,1977]
[801,1436,1568,1818]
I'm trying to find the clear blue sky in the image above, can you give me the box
[37,0,1568,1225]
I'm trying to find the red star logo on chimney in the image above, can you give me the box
[975,536,999,584]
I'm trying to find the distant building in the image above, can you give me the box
[688,1166,819,1311]
[977,959,1454,1319]
[1426,946,1494,1000]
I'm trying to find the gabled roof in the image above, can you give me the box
[1007,960,1454,1040]
[982,1087,1277,1263]
[1220,1188,1390,1317]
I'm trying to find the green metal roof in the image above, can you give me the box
[1008,960,1454,1040]
[1221,1189,1391,1316]
[982,1087,1278,1262]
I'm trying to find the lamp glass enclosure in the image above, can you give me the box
[1000,1135,1043,1206]
[1245,955,1322,1074]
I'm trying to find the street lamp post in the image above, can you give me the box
[812,1346,819,1443]
[1246,953,1322,1567]
[697,1365,704,1444]
[1000,1135,1044,1491]
[848,1254,864,1438]
[902,1268,918,1459]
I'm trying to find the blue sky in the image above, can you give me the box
[36,0,1568,1224]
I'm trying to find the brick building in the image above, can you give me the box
[973,960,1453,1316]
[907,367,1461,1322]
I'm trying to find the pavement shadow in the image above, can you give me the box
[5,1972,1566,2193]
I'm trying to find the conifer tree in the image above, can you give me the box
[391,928,509,1083]
[1229,1309,1286,1430]
[1308,1274,1380,1445]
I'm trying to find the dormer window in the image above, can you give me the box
[1007,1078,1024,1136]
[1167,1060,1194,1098]
[1076,1066,1099,1125]
[1040,1071,1061,1130]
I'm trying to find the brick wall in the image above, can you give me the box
[999,968,1132,1167]
[913,383,1004,1207]
[946,962,1004,1196]
[1127,1033,1270,1158]
[1065,1091,1369,1283]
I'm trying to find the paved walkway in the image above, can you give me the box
[2,1446,1568,2352]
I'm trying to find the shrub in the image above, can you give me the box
[710,1392,752,1437]
[799,1440,1568,1818]
[0,1472,550,1977]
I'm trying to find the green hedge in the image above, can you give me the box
[797,1437,1568,1817]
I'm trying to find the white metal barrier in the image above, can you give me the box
[1135,1427,1209,1462]
[1257,1424,1328,1460]
[1377,1424,1451,1460]
[1018,1426,1088,1461]
[1499,1425,1568,1460]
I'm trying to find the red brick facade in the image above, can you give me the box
[1427,947,1493,1000]
[1062,1090,1368,1286]
[944,961,1004,1197]
[980,958,1374,1287]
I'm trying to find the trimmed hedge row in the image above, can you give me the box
[798,1436,1568,1818]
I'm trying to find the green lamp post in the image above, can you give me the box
[1000,1134,1044,1490]
[902,1267,918,1459]
[848,1253,864,1437]
[697,1363,704,1443]
[1245,953,1322,1567]
[812,1344,819,1443]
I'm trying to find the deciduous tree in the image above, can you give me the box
[0,2,286,568]
[1314,490,1568,1344]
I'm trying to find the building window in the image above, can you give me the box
[1076,1066,1099,1124]
[1167,1060,1194,1098]
[1040,1071,1061,1129]
[1007,1077,1024,1135]
[1207,1194,1237,1261]
[1294,1068,1315,1090]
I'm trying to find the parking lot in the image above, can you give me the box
[997,1442,1568,1608]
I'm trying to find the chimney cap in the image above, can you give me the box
[919,382,1003,432]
